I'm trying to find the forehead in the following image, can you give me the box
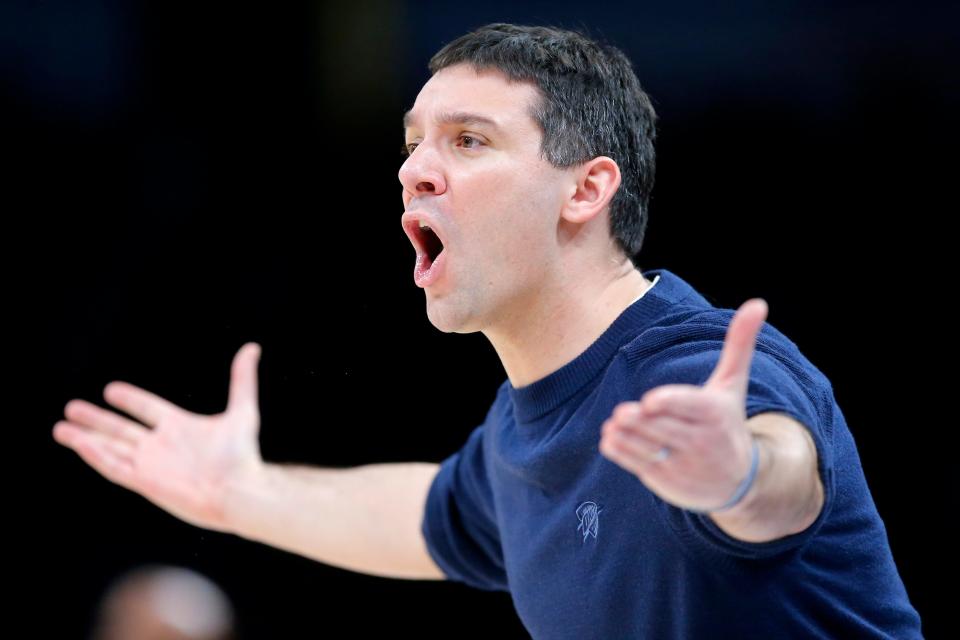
[403,64,541,134]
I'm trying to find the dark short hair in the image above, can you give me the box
[429,23,657,264]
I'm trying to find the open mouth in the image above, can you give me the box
[402,215,448,288]
[403,217,446,268]
[418,224,444,268]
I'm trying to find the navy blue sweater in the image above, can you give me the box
[421,268,923,639]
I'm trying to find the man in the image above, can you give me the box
[54,23,922,638]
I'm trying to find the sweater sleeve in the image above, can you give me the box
[420,423,509,591]
[629,320,837,562]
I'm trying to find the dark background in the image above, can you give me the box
[8,1,955,637]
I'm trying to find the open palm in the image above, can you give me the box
[53,342,264,532]
[600,299,767,512]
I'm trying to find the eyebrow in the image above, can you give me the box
[402,110,503,134]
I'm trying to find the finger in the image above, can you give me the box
[64,399,148,446]
[103,381,184,427]
[603,427,665,465]
[608,412,694,450]
[600,432,641,473]
[613,388,714,424]
[600,431,662,476]
[705,298,768,397]
[54,421,138,490]
[638,386,724,423]
[227,342,261,417]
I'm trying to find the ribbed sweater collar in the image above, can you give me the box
[507,268,693,423]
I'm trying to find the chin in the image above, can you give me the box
[425,295,482,334]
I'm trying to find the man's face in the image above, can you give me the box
[400,63,569,334]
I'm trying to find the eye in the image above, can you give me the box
[401,142,417,157]
[458,135,484,150]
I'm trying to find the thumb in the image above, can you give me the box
[705,298,767,398]
[227,342,261,417]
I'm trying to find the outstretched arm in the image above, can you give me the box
[53,343,445,580]
[222,460,445,580]
[599,299,824,543]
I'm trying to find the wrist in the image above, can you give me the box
[699,434,770,525]
[217,460,270,536]
[706,435,762,514]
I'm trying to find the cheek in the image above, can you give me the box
[509,177,560,251]
[484,211,553,280]
[457,166,558,270]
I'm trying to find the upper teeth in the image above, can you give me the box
[419,221,431,231]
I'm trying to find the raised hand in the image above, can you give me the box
[599,299,768,513]
[53,343,264,532]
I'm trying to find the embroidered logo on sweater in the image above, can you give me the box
[576,501,603,542]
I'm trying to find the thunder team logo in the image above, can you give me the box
[576,501,603,542]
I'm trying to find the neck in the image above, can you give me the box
[483,255,653,388]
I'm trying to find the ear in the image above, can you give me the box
[560,156,621,225]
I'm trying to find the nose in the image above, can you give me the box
[398,145,446,197]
